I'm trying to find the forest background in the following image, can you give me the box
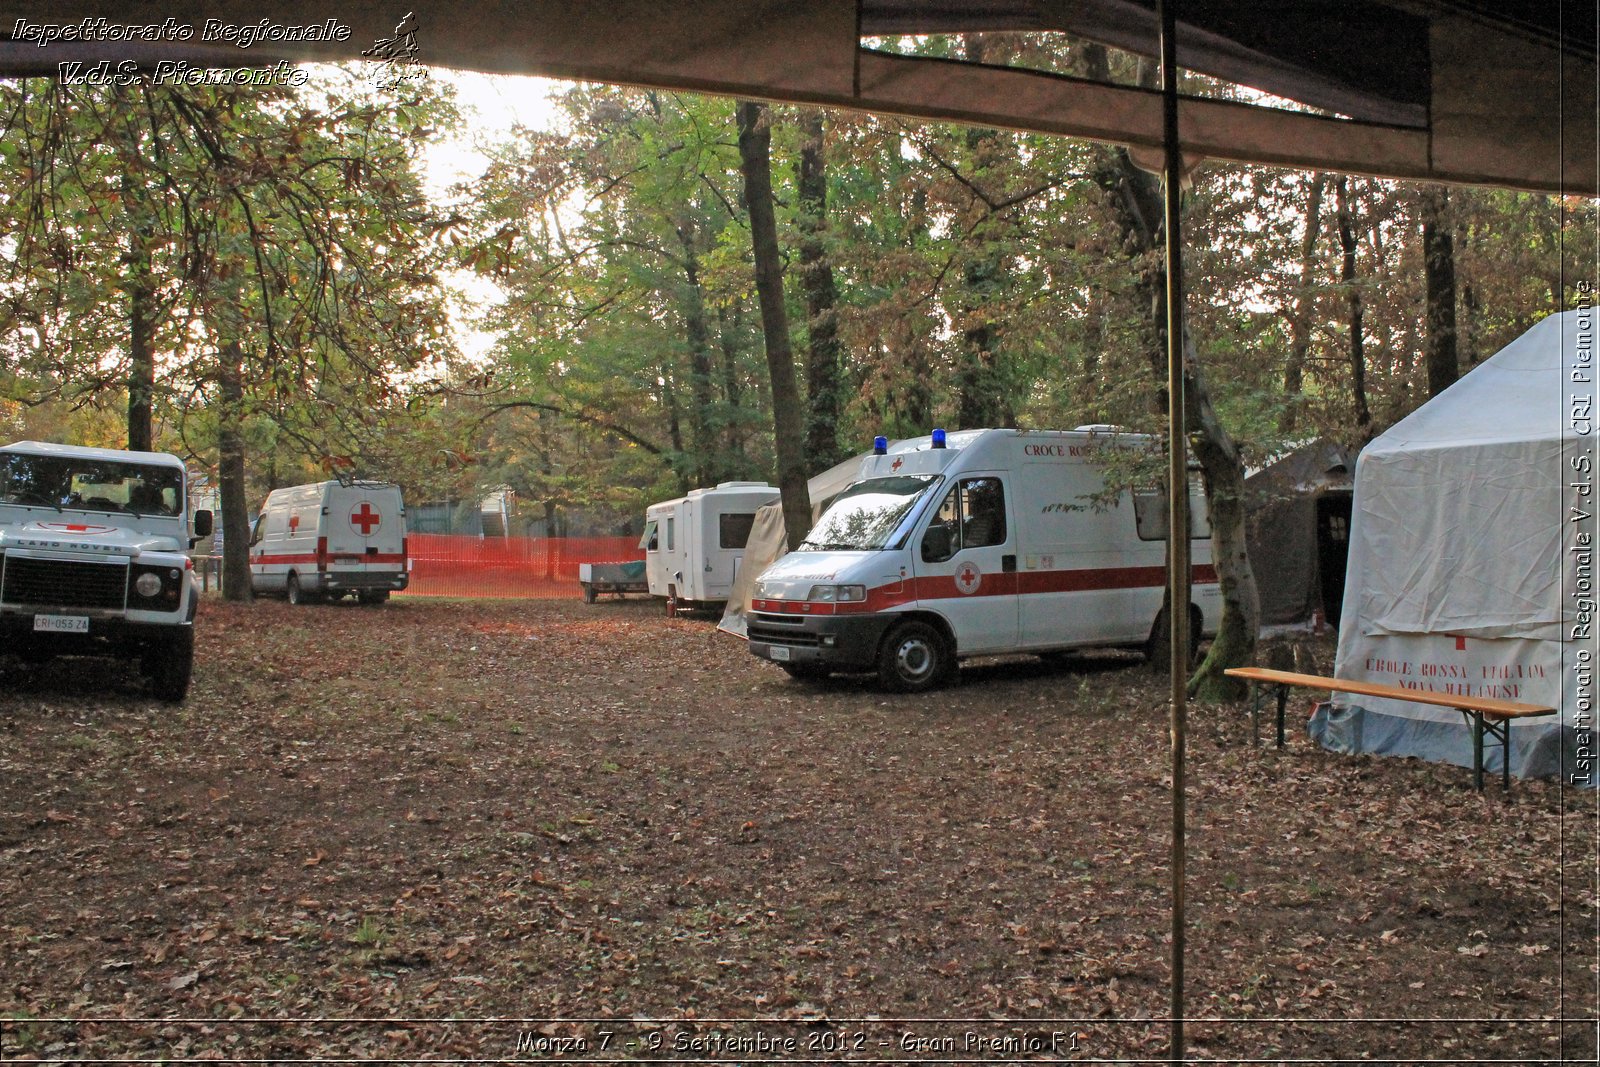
[0,34,1593,640]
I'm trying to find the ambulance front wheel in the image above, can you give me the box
[781,662,832,683]
[878,621,948,693]
[286,573,308,606]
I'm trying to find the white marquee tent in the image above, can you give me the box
[1311,311,1596,781]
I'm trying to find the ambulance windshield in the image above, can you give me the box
[798,475,936,552]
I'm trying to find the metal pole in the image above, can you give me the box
[1158,0,1190,1062]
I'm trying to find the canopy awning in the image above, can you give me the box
[1,0,1593,194]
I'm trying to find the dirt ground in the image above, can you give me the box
[0,595,1595,1064]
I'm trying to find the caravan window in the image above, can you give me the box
[639,519,659,552]
[665,517,675,551]
[719,512,757,550]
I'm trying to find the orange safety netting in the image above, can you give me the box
[400,534,645,599]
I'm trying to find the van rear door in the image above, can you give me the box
[330,485,404,575]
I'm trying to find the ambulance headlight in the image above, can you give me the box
[808,584,865,603]
[134,572,163,598]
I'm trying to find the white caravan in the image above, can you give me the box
[640,481,780,611]
[249,481,409,605]
[746,428,1220,690]
[0,440,212,701]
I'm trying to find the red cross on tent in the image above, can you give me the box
[351,502,381,535]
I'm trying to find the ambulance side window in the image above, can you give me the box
[960,477,1006,548]
[249,513,265,547]
[921,477,1007,562]
[922,485,961,563]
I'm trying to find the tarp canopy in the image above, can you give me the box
[1312,311,1596,781]
[1244,440,1355,628]
[0,1,1593,194]
[717,452,872,640]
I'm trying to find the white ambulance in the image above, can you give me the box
[746,428,1220,691]
[640,481,780,612]
[249,480,409,605]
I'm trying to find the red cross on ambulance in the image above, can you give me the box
[351,502,381,535]
[955,560,982,595]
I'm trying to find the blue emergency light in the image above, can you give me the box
[931,428,947,449]
[873,435,888,455]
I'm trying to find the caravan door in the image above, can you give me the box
[911,473,1019,654]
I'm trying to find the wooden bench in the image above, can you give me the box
[1224,666,1557,792]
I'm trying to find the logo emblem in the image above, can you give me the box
[38,523,112,535]
[955,561,982,595]
[351,502,381,535]
[891,457,904,472]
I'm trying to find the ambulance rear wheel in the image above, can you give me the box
[1144,605,1202,665]
[286,573,309,606]
[878,621,946,693]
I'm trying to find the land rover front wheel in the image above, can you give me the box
[877,621,947,693]
[146,628,194,702]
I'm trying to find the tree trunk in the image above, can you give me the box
[1280,175,1324,433]
[677,222,717,485]
[716,299,749,462]
[123,168,156,452]
[1091,109,1258,696]
[217,339,253,601]
[1335,176,1372,429]
[1420,185,1459,397]
[736,100,812,549]
[658,358,689,494]
[953,43,1013,429]
[796,109,846,469]
[1183,334,1260,702]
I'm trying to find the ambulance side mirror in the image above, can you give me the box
[921,523,954,563]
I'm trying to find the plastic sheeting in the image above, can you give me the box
[716,452,872,639]
[1312,311,1597,782]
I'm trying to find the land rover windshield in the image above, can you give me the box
[797,475,936,552]
[0,451,183,517]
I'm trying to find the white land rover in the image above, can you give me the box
[0,441,213,701]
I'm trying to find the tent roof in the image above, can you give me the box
[1366,310,1581,453]
[1,1,1593,193]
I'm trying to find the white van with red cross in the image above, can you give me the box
[746,428,1220,691]
[249,480,408,605]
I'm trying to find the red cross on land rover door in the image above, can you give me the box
[351,502,381,535]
